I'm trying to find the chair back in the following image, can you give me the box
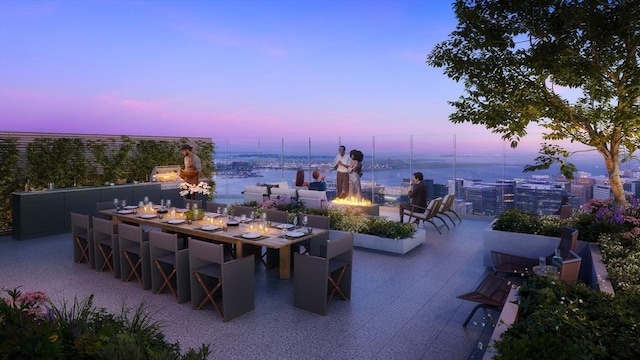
[118,223,145,244]
[149,230,180,252]
[183,198,203,210]
[439,194,454,212]
[206,202,228,213]
[232,205,255,218]
[559,205,573,219]
[426,197,443,219]
[265,209,288,223]
[71,212,91,238]
[326,232,354,260]
[96,201,115,219]
[93,217,115,238]
[301,213,329,229]
[559,250,581,284]
[189,238,224,264]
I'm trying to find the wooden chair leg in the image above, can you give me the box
[75,236,90,264]
[194,272,223,318]
[154,260,178,300]
[328,264,349,304]
[97,243,114,273]
[123,251,143,284]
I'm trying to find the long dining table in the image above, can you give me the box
[101,208,328,279]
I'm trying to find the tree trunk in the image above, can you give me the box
[603,151,626,209]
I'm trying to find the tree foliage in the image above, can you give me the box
[428,0,640,207]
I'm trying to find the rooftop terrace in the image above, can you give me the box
[0,209,496,360]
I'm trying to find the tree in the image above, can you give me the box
[427,0,640,208]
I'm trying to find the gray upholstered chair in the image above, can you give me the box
[93,216,120,278]
[96,201,115,219]
[118,222,151,289]
[293,232,353,315]
[149,230,190,303]
[71,212,94,268]
[189,238,255,322]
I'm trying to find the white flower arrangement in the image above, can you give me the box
[179,181,212,198]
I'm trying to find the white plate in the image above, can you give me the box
[227,220,240,226]
[276,224,295,229]
[201,225,221,231]
[242,233,261,239]
[140,214,156,219]
[205,212,220,218]
[285,231,305,238]
[117,210,134,214]
[124,205,138,210]
[176,209,187,213]
[167,219,186,225]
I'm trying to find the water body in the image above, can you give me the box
[213,154,624,197]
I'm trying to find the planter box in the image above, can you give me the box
[483,222,561,268]
[330,229,425,255]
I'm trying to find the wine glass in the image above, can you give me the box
[302,215,308,230]
[292,216,298,228]
[216,207,221,215]
[166,199,172,208]
[143,196,149,205]
[113,198,119,210]
[160,199,165,208]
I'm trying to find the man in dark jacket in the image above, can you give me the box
[399,172,428,223]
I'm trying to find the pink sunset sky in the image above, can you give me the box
[0,0,593,156]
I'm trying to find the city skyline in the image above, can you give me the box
[0,0,591,154]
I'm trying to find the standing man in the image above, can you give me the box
[180,144,202,186]
[399,172,428,223]
[332,145,351,199]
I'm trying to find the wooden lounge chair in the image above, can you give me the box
[402,197,448,234]
[458,273,513,327]
[437,194,462,226]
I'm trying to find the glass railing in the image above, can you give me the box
[212,134,618,216]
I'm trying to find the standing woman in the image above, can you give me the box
[348,150,363,200]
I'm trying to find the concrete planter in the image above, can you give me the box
[329,229,425,255]
[483,221,560,268]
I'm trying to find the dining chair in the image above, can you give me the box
[93,216,120,278]
[297,213,330,255]
[206,202,228,214]
[119,222,151,289]
[458,273,513,327]
[402,197,447,234]
[71,212,95,268]
[293,232,353,315]
[149,230,190,303]
[182,198,202,210]
[189,238,255,322]
[96,201,115,219]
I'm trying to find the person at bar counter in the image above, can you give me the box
[308,169,327,191]
[331,145,350,199]
[398,172,428,223]
[179,144,202,186]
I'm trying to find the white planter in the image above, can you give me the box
[330,229,425,255]
[483,222,560,268]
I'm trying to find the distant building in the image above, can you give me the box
[593,185,612,200]
[513,181,567,215]
[462,184,498,215]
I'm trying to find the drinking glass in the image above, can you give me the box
[113,198,119,209]
[166,199,172,208]
[143,196,149,205]
[250,211,255,221]
[216,207,221,215]
[302,215,308,231]
[292,216,298,228]
[160,199,165,208]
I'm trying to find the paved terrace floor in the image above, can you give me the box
[0,208,496,360]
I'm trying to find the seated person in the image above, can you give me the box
[294,169,309,188]
[308,170,327,191]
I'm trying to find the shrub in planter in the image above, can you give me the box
[0,287,211,360]
[329,208,414,239]
[494,277,640,360]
